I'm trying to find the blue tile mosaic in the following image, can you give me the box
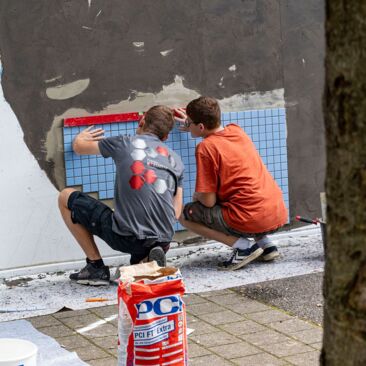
[63,108,289,231]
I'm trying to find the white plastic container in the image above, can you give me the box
[0,338,37,366]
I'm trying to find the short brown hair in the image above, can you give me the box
[186,96,221,130]
[144,105,175,140]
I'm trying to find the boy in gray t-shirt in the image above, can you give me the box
[58,106,184,285]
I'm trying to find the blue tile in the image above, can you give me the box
[66,169,73,178]
[66,177,75,186]
[252,126,259,134]
[258,110,265,117]
[83,184,91,192]
[279,108,286,116]
[90,166,98,175]
[81,159,89,168]
[259,141,267,149]
[259,133,266,141]
[73,160,81,168]
[271,108,279,116]
[91,183,99,191]
[99,182,107,191]
[107,190,114,198]
[107,181,114,190]
[258,117,266,126]
[274,155,281,163]
[244,111,251,119]
[65,160,73,169]
[82,167,90,175]
[64,152,73,161]
[105,165,114,173]
[265,109,272,117]
[64,134,72,143]
[98,166,106,174]
[90,175,98,183]
[251,110,259,118]
[99,191,107,199]
[73,168,81,176]
[82,175,90,184]
[230,111,238,119]
[74,176,82,185]
[238,111,244,119]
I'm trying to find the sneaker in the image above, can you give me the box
[148,246,167,267]
[260,245,279,261]
[219,244,263,271]
[69,261,110,286]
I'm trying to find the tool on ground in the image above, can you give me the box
[295,215,327,247]
[85,298,111,303]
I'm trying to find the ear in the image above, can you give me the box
[138,116,145,128]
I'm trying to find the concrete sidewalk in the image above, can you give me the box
[28,288,322,365]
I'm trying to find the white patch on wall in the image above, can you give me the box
[133,42,145,53]
[160,49,173,57]
[46,78,90,100]
[228,64,237,72]
[0,62,115,270]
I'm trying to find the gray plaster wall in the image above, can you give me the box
[0,0,325,221]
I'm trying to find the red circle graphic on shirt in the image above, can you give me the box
[156,146,169,157]
[130,160,145,175]
[144,169,157,184]
[129,175,145,190]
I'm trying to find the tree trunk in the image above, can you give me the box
[323,1,366,365]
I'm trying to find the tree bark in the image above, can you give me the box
[323,1,366,365]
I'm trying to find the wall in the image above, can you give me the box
[0,0,325,270]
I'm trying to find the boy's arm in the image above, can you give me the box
[73,126,104,155]
[194,192,217,208]
[173,187,183,219]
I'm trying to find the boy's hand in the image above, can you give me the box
[78,126,105,141]
[174,108,189,132]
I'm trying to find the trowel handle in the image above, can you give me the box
[295,215,319,225]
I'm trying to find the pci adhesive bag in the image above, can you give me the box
[117,262,187,365]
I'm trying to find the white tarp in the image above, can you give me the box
[0,319,88,365]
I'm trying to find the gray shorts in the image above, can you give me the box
[183,201,278,239]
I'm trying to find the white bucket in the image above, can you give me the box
[0,338,37,366]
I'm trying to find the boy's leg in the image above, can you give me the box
[179,202,263,270]
[58,188,110,285]
[58,188,102,260]
[255,235,280,261]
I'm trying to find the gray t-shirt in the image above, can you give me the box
[99,133,184,242]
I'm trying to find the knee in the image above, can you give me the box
[58,188,76,209]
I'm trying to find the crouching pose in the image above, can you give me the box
[59,106,184,285]
[175,97,287,270]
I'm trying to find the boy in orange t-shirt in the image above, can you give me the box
[175,96,288,270]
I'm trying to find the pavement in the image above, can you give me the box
[1,225,324,364]
[26,283,323,365]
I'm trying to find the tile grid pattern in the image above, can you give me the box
[29,289,321,365]
[63,108,289,231]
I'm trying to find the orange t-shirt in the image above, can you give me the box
[195,124,288,233]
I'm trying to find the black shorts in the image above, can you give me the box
[67,191,170,264]
[183,201,279,239]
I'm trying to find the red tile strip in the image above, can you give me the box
[64,112,141,127]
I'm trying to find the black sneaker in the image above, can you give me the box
[260,245,279,261]
[219,244,263,271]
[69,261,110,286]
[148,246,167,267]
